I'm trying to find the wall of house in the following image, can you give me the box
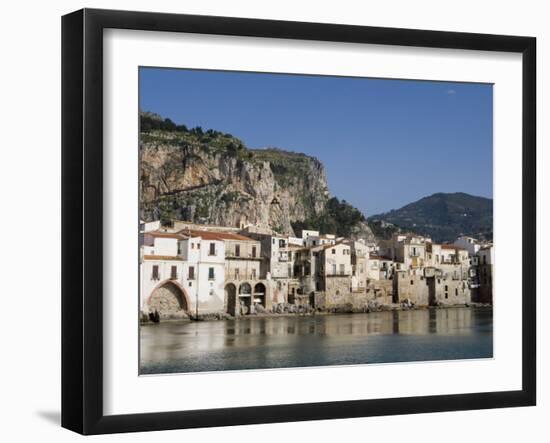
[394,271,430,306]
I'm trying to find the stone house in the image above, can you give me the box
[292,244,323,304]
[345,239,368,293]
[318,242,352,307]
[367,254,400,280]
[243,231,298,304]
[139,230,226,319]
[180,229,270,316]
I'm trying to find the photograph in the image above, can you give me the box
[138,68,494,375]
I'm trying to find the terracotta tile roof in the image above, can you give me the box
[145,231,188,240]
[143,255,183,261]
[441,244,466,250]
[179,229,256,242]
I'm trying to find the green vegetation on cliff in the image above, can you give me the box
[291,197,367,238]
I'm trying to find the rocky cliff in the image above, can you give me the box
[140,113,374,240]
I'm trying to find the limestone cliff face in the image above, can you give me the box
[140,135,330,235]
[139,113,375,241]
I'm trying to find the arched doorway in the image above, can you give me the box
[239,282,252,314]
[148,280,189,319]
[253,283,266,307]
[225,283,237,316]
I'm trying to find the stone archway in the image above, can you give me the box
[225,283,237,316]
[239,282,252,314]
[253,283,267,307]
[148,280,189,319]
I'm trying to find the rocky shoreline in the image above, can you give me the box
[140,302,492,325]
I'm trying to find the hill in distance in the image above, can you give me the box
[368,192,493,243]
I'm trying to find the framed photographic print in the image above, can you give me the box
[61,8,536,435]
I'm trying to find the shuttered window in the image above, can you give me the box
[152,265,159,280]
[188,266,195,280]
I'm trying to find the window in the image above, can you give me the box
[272,238,275,244]
[340,264,345,275]
[177,242,182,255]
[279,239,285,248]
[331,264,336,275]
[252,269,256,279]
[197,243,200,249]
[252,246,257,258]
[188,266,195,280]
[332,248,336,254]
[209,242,216,256]
[455,288,458,296]
[208,267,215,280]
[152,265,159,280]
[170,266,177,280]
[288,251,292,260]
[235,244,240,257]
[410,280,414,285]
[191,243,195,249]
[444,285,448,291]
[235,268,239,279]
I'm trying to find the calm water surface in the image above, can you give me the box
[140,307,492,374]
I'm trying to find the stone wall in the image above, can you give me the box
[433,276,471,305]
[394,272,430,306]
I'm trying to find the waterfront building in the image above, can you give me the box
[346,239,368,293]
[317,242,353,306]
[243,231,299,304]
[139,218,491,318]
[366,254,399,280]
[140,231,190,319]
[182,229,268,316]
[139,230,226,319]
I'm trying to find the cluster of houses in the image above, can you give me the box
[139,219,494,320]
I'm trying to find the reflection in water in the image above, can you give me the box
[140,307,493,374]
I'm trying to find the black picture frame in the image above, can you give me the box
[62,8,536,435]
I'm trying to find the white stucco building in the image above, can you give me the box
[139,230,226,319]
[454,235,481,256]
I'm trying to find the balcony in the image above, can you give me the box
[225,253,261,260]
[325,271,351,277]
[230,272,261,281]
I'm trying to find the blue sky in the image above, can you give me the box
[139,67,493,216]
